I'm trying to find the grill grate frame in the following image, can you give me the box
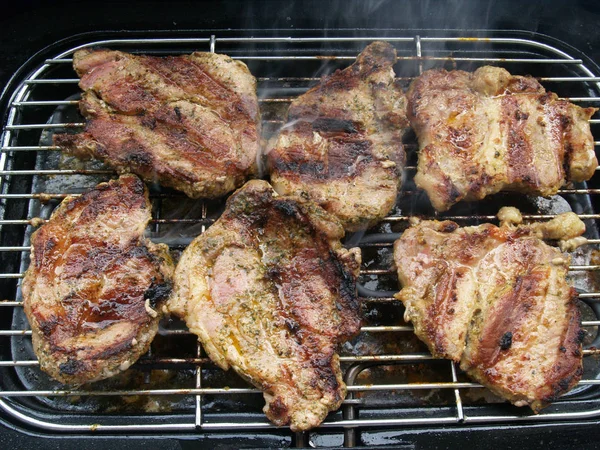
[1,30,600,446]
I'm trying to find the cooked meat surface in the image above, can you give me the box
[54,49,260,198]
[268,41,409,231]
[408,66,598,211]
[168,180,361,430]
[394,208,585,411]
[22,175,174,384]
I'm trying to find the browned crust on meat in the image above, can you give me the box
[269,121,374,181]
[395,221,503,360]
[463,285,583,411]
[502,95,539,189]
[54,49,260,199]
[394,217,583,411]
[168,180,361,430]
[408,66,598,211]
[269,41,409,231]
[226,183,362,341]
[22,175,174,384]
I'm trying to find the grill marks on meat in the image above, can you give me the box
[268,41,409,231]
[407,66,597,211]
[168,180,361,431]
[22,175,174,384]
[394,209,585,411]
[54,49,260,198]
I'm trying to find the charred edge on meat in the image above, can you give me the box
[59,358,86,376]
[144,281,173,308]
[499,331,513,350]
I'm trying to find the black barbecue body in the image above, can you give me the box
[2,1,600,449]
[3,0,600,94]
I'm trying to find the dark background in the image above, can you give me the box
[1,0,600,89]
[1,0,600,448]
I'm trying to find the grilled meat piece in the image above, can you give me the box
[394,208,585,411]
[407,66,598,211]
[268,41,409,231]
[54,49,260,198]
[22,175,174,385]
[168,180,361,430]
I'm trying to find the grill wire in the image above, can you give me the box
[1,33,600,447]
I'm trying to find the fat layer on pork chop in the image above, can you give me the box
[407,66,597,211]
[268,41,409,231]
[54,49,260,198]
[22,175,174,385]
[168,180,362,430]
[394,207,585,411]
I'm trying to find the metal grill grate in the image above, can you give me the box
[1,31,600,447]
